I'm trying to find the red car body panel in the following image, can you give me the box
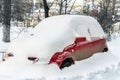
[49,52,73,67]
[49,37,107,67]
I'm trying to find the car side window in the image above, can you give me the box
[74,37,87,44]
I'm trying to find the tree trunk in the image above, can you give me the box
[2,0,11,42]
[69,0,76,14]
[59,0,63,14]
[65,0,68,14]
[43,0,49,18]
[2,25,10,42]
[112,0,116,15]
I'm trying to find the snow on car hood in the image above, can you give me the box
[7,15,105,64]
[7,21,75,63]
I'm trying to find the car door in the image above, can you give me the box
[91,37,103,54]
[72,41,92,61]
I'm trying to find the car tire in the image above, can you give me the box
[102,48,108,52]
[60,58,74,69]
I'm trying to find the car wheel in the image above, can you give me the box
[102,48,108,52]
[60,58,74,69]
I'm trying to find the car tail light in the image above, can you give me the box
[7,53,14,57]
[28,56,39,63]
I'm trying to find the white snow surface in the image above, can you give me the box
[0,15,120,80]
[0,37,120,80]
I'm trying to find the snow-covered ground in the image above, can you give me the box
[0,24,120,80]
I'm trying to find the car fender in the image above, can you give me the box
[49,51,74,67]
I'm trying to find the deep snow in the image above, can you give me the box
[0,19,120,80]
[0,37,120,80]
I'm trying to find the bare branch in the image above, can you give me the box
[68,0,76,14]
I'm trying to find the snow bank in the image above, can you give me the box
[107,36,120,58]
[0,50,120,80]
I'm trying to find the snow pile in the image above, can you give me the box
[0,26,33,62]
[108,36,120,58]
[0,47,120,80]
[35,15,105,38]
[7,15,105,64]
[0,26,30,52]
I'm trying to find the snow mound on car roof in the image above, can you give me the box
[35,15,105,39]
[7,15,105,64]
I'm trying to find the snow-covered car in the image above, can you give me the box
[6,15,108,69]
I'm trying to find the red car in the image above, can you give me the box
[7,15,108,69]
[49,37,108,69]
